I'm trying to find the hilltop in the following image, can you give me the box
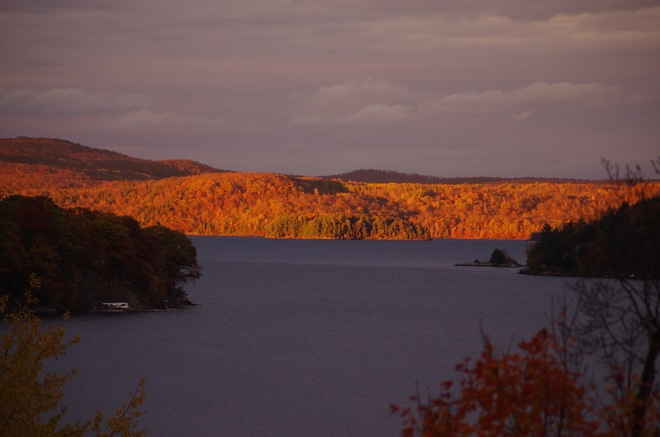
[2,137,588,186]
[323,169,502,184]
[323,169,591,185]
[0,137,223,190]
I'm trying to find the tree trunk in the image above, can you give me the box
[632,329,660,436]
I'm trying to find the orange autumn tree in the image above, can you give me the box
[392,328,600,436]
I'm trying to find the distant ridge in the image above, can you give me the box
[322,169,489,184]
[1,137,654,241]
[0,137,223,181]
[323,169,591,184]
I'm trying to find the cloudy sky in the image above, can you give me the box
[1,1,659,178]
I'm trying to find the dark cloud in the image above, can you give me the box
[294,0,657,20]
[0,0,123,14]
[0,88,144,116]
[0,0,658,178]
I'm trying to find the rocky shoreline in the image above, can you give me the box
[454,261,522,268]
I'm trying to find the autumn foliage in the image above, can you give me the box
[396,176,660,436]
[393,327,660,436]
[1,293,145,436]
[2,137,660,240]
[392,330,597,436]
[3,169,659,240]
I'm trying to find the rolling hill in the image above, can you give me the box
[323,169,590,185]
[0,137,222,188]
[1,137,658,240]
[323,169,503,184]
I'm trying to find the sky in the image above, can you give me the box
[1,0,659,179]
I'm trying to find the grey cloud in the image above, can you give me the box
[3,1,657,77]
[342,104,412,124]
[511,112,532,122]
[106,109,226,130]
[292,80,625,124]
[292,78,417,124]
[0,88,146,116]
[0,88,225,131]
[295,0,657,21]
[302,79,412,110]
[0,0,117,13]
[1,0,658,179]
[461,0,657,21]
[292,104,413,125]
[420,82,625,114]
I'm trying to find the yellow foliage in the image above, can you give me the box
[0,290,145,436]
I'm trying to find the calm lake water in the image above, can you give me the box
[52,237,570,436]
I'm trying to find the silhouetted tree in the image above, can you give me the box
[0,195,201,312]
[566,158,660,435]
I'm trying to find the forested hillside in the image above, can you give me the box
[525,196,660,277]
[0,137,222,190]
[5,171,658,240]
[2,137,658,240]
[0,195,200,312]
[322,169,487,184]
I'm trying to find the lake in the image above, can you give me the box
[52,237,570,436]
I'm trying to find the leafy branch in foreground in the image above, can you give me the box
[392,329,600,436]
[393,325,660,436]
[1,290,145,436]
[89,379,145,437]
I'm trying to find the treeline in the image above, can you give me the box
[2,171,659,240]
[524,196,660,278]
[348,179,650,239]
[323,168,485,184]
[265,213,429,240]
[0,195,200,313]
[323,168,570,185]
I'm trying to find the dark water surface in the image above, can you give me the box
[53,238,569,436]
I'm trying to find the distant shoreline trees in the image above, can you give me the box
[524,191,659,279]
[265,213,430,240]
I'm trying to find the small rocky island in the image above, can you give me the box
[455,248,522,268]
